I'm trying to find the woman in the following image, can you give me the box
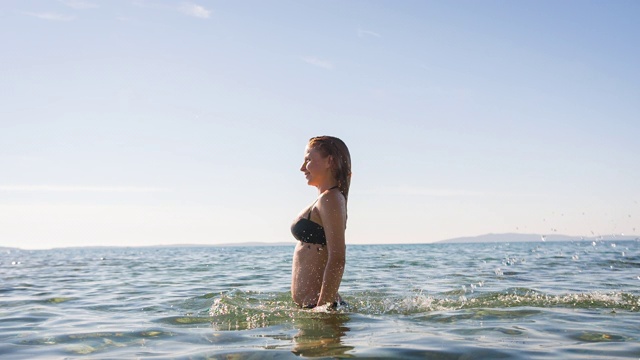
[291,136,351,309]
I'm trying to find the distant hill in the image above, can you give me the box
[0,242,294,251]
[11,242,293,251]
[438,233,639,244]
[0,246,20,252]
[145,242,292,248]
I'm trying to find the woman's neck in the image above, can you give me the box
[317,182,339,194]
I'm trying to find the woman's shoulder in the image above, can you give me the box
[317,188,346,210]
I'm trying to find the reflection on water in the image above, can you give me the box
[291,313,354,358]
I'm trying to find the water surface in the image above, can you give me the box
[1,240,639,358]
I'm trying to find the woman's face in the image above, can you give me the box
[300,145,331,186]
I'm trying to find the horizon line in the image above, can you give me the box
[3,233,638,251]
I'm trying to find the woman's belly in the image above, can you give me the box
[291,242,328,306]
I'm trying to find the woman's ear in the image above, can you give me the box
[326,155,334,169]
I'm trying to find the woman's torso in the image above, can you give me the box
[290,203,330,306]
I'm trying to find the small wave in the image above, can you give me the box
[196,288,639,331]
[347,289,640,315]
[206,289,307,331]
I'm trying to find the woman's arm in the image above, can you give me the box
[315,191,347,306]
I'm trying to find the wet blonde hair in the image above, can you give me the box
[308,136,352,204]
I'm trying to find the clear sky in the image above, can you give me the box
[1,0,639,249]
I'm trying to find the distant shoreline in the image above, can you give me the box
[436,232,639,244]
[0,242,294,252]
[2,233,638,251]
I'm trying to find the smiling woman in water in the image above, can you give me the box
[290,136,351,310]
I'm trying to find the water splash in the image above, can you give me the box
[200,289,640,328]
[206,290,325,331]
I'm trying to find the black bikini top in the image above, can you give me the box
[290,186,339,246]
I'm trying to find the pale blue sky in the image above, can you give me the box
[1,0,638,249]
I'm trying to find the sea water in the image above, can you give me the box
[1,240,639,359]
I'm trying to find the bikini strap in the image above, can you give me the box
[307,185,340,219]
[307,199,318,220]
